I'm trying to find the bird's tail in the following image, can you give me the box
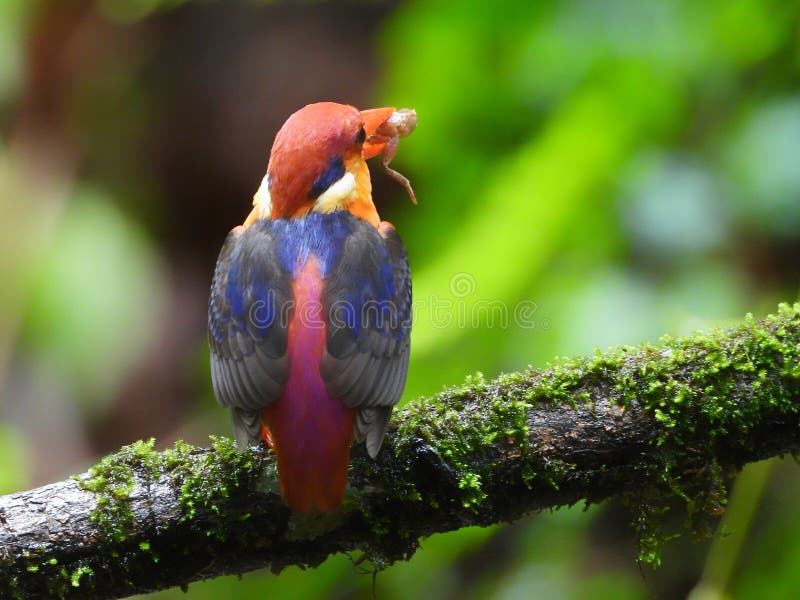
[263,402,355,513]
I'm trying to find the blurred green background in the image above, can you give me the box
[1,0,799,598]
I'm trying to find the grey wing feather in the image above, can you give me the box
[230,407,263,449]
[357,407,394,458]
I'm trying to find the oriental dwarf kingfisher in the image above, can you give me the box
[208,102,416,513]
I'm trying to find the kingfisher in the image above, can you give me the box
[208,102,416,512]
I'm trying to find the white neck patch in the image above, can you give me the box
[314,171,356,213]
[252,173,272,219]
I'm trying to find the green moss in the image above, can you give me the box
[169,436,263,525]
[457,472,485,507]
[75,438,158,543]
[395,371,534,510]
[70,564,93,588]
[72,435,270,550]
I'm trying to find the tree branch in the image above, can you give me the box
[3,304,800,599]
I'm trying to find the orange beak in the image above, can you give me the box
[360,107,396,159]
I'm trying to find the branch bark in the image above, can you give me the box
[3,304,800,599]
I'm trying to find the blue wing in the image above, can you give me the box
[208,224,291,447]
[320,219,412,458]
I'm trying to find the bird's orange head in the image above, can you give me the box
[247,102,415,229]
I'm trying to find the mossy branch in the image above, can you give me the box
[3,304,800,599]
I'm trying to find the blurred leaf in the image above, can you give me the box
[723,98,800,237]
[0,423,28,494]
[98,0,188,23]
[21,188,165,407]
[730,459,800,599]
[140,554,354,600]
[376,525,500,599]
[621,153,729,257]
[0,0,27,105]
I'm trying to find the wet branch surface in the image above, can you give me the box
[2,304,800,598]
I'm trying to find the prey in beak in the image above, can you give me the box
[360,107,418,204]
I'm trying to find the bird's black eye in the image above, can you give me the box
[310,157,346,198]
[355,127,366,145]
